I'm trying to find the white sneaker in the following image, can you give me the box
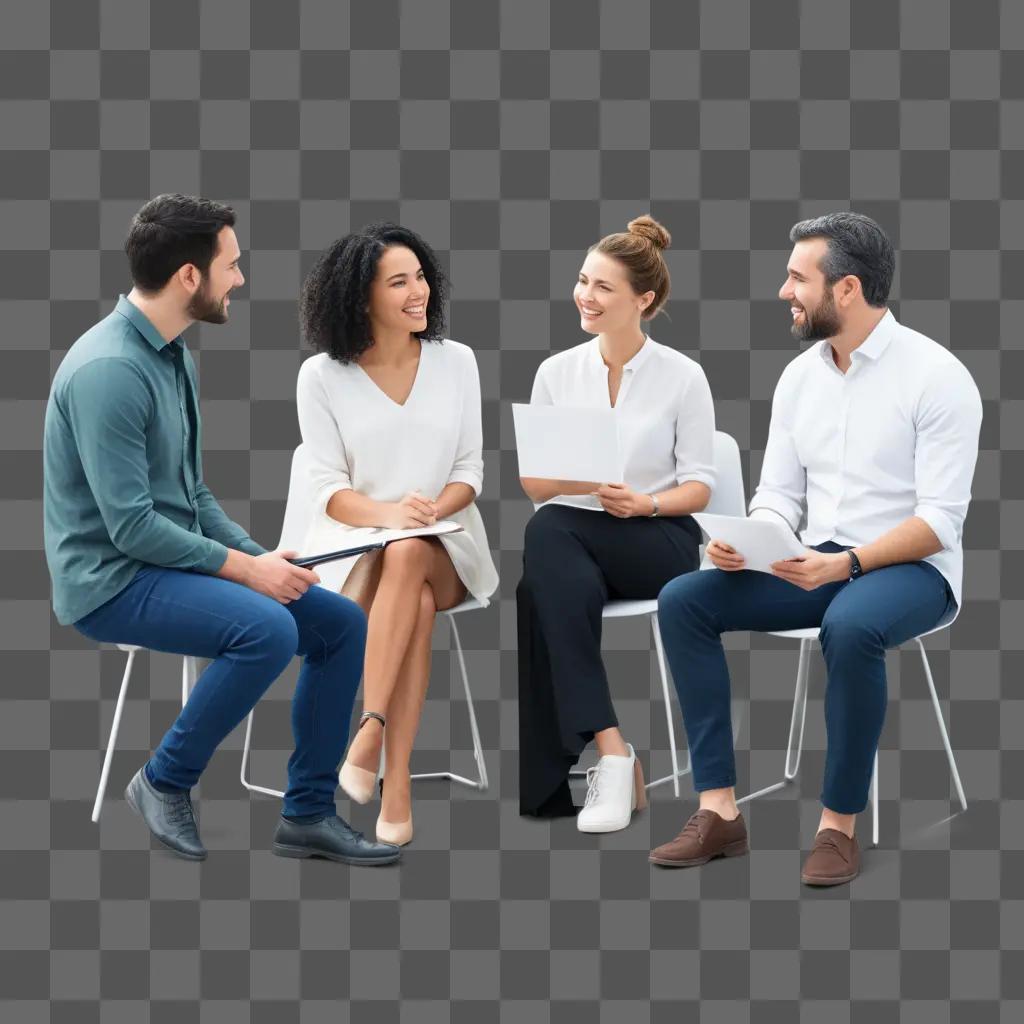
[576,744,648,833]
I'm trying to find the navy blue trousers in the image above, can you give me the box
[75,566,367,819]
[656,543,955,814]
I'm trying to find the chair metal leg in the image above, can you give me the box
[871,750,879,847]
[645,611,691,795]
[917,637,968,812]
[240,708,285,799]
[92,647,136,823]
[784,638,811,780]
[411,610,488,791]
[181,655,198,708]
[242,611,490,800]
[738,638,811,806]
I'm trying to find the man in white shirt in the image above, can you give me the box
[649,212,982,886]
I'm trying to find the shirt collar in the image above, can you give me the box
[817,309,896,369]
[115,294,182,353]
[589,334,655,373]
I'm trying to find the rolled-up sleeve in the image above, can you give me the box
[913,360,983,551]
[65,358,228,573]
[446,345,484,496]
[674,366,716,489]
[748,371,806,531]
[296,356,354,518]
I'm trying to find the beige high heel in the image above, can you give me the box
[375,778,414,846]
[339,712,384,805]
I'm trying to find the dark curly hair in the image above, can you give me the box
[299,222,449,363]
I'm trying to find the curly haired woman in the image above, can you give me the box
[296,223,498,846]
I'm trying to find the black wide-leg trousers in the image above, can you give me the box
[517,503,702,817]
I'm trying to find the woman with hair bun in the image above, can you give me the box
[296,223,498,847]
[517,215,716,832]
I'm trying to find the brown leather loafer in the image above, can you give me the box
[649,809,749,867]
[801,828,860,886]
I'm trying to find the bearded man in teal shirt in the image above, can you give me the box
[44,194,399,867]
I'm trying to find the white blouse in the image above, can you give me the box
[295,339,499,605]
[529,335,717,511]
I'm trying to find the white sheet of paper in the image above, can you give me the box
[512,403,623,482]
[367,521,463,545]
[693,513,808,574]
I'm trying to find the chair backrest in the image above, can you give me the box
[278,443,316,551]
[705,431,746,517]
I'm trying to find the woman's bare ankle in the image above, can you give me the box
[381,771,411,820]
[594,728,630,758]
[349,717,384,771]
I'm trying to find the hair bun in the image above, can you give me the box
[627,215,671,251]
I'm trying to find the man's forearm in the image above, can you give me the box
[214,547,257,588]
[853,516,944,573]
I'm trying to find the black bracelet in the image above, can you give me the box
[847,550,864,581]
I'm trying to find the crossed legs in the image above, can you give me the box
[344,538,467,822]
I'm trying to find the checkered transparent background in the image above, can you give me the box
[1,0,1023,1019]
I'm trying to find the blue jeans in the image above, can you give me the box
[75,566,367,819]
[657,543,956,814]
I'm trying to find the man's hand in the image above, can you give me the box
[247,550,321,604]
[770,550,849,591]
[706,539,746,571]
[593,483,653,519]
[382,491,439,530]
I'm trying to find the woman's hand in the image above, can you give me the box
[382,491,439,530]
[593,483,655,519]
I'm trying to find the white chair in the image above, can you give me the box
[92,650,198,822]
[569,431,744,798]
[696,442,967,847]
[239,444,491,800]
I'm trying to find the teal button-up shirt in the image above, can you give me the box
[44,295,265,625]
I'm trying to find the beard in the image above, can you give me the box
[791,288,840,342]
[187,280,230,325]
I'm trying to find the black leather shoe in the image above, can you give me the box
[125,766,207,861]
[272,814,401,866]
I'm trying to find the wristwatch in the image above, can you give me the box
[847,550,863,581]
[649,494,660,517]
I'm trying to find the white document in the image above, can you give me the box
[366,521,463,544]
[512,403,623,482]
[692,513,808,574]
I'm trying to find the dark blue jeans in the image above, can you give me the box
[657,543,956,814]
[75,566,367,819]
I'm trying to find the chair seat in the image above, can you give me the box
[116,643,143,653]
[602,598,658,619]
[768,627,821,640]
[445,596,485,615]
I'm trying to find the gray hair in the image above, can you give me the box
[789,212,895,308]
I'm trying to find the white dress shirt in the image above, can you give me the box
[749,310,982,607]
[528,335,717,512]
[296,340,499,605]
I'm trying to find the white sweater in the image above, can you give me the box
[295,339,499,605]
